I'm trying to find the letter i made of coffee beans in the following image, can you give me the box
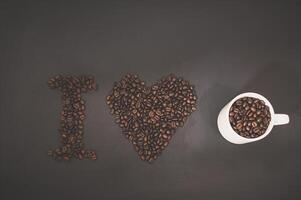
[47,75,97,161]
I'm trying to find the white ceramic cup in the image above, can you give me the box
[217,92,289,144]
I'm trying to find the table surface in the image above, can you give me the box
[1,1,301,200]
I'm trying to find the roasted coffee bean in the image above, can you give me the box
[229,97,271,138]
[48,75,97,161]
[107,74,197,163]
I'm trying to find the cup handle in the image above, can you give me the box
[274,114,290,125]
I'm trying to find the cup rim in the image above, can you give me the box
[226,92,275,141]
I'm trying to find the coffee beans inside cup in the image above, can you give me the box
[229,97,271,138]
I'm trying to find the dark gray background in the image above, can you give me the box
[1,1,301,200]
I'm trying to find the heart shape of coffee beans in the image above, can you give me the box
[106,74,197,162]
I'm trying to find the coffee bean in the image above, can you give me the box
[253,127,260,134]
[236,123,243,130]
[236,100,242,106]
[107,74,197,162]
[47,75,97,161]
[251,107,256,112]
[229,97,271,138]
